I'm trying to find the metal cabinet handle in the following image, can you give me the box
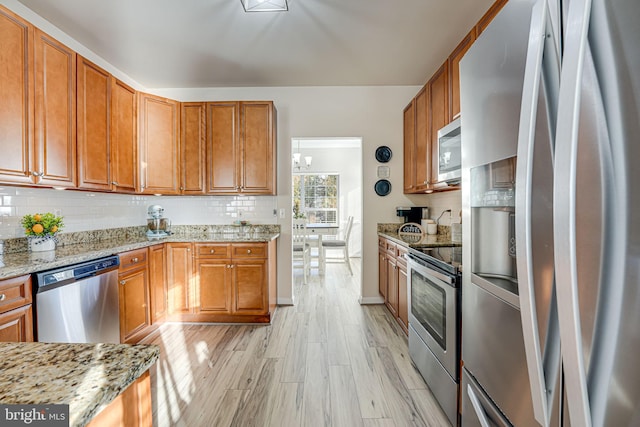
[0,294,5,301]
[111,181,118,186]
[210,249,215,254]
[132,257,139,263]
[31,171,43,177]
[247,249,252,254]
[120,280,126,286]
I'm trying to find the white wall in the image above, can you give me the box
[0,0,423,305]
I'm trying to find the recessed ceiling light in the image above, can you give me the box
[241,0,288,12]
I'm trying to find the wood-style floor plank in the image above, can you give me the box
[147,261,451,427]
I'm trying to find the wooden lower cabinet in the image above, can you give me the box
[234,260,267,314]
[166,242,193,316]
[87,370,152,427]
[0,305,33,342]
[378,237,409,334]
[118,248,151,344]
[0,275,33,342]
[195,259,232,314]
[148,244,167,323]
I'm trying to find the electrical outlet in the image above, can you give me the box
[279,208,286,219]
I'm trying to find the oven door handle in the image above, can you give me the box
[408,258,453,285]
[467,384,492,427]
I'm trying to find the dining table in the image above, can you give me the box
[305,223,339,274]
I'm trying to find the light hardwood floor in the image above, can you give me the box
[145,260,450,427]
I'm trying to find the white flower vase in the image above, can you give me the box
[29,236,56,252]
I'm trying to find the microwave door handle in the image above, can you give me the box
[515,0,557,426]
[554,0,594,426]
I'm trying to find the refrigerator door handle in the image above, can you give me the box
[467,384,492,427]
[553,0,594,426]
[515,0,555,425]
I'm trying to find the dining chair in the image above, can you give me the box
[321,216,354,275]
[292,219,311,284]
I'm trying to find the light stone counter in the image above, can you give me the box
[0,232,280,280]
[0,342,159,427]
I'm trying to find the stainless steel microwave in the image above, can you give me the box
[437,118,461,184]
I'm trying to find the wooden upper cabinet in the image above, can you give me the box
[448,28,477,122]
[139,93,180,194]
[111,78,138,193]
[240,101,276,194]
[207,101,276,195]
[207,102,238,193]
[180,102,206,194]
[77,56,111,190]
[403,100,416,193]
[33,28,76,188]
[0,7,34,185]
[428,62,449,188]
[476,0,508,36]
[415,86,429,191]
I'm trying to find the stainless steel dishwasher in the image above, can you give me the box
[34,255,121,343]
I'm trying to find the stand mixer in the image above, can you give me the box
[146,205,171,238]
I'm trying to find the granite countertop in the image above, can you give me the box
[0,342,159,427]
[0,232,280,280]
[378,230,462,249]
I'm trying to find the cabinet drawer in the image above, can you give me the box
[385,240,397,254]
[378,237,388,251]
[232,243,266,259]
[396,246,408,265]
[0,275,32,314]
[195,244,231,259]
[119,248,148,271]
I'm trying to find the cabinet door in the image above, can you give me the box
[180,102,206,194]
[207,102,239,193]
[428,62,449,188]
[233,260,267,315]
[403,100,416,193]
[386,256,398,317]
[397,262,408,331]
[448,29,477,122]
[33,28,76,187]
[148,244,167,324]
[378,248,387,300]
[139,93,180,194]
[110,78,138,193]
[0,305,33,342]
[195,260,232,314]
[240,101,275,194]
[77,56,111,190]
[0,7,34,185]
[118,268,150,343]
[166,243,193,315]
[415,86,429,191]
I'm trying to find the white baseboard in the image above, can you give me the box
[277,296,295,305]
[358,296,385,305]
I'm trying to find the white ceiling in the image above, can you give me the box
[17,0,494,89]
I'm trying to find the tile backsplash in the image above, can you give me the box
[0,186,278,239]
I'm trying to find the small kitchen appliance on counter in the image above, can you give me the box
[396,206,429,224]
[146,205,171,238]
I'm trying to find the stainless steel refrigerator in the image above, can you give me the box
[459,0,640,426]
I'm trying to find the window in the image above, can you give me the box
[293,174,339,225]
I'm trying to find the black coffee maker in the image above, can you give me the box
[396,206,429,223]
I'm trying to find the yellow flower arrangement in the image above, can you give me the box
[21,213,64,237]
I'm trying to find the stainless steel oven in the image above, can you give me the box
[407,247,461,426]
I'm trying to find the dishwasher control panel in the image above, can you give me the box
[36,256,120,289]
